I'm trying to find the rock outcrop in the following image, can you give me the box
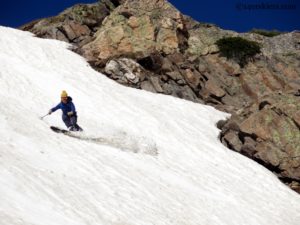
[80,0,187,63]
[21,0,300,193]
[219,93,300,189]
[20,1,123,46]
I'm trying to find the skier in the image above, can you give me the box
[49,90,83,131]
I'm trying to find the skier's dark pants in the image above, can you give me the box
[62,114,80,130]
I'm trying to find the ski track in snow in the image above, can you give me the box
[0,26,300,225]
[50,127,159,156]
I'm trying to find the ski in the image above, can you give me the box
[50,126,70,134]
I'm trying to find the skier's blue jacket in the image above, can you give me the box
[51,96,77,116]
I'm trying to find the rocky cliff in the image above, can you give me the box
[21,0,300,193]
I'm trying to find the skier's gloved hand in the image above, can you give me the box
[48,110,52,115]
[67,111,74,116]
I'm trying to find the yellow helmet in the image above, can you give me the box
[61,90,68,98]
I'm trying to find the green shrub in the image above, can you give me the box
[216,37,261,67]
[250,29,283,37]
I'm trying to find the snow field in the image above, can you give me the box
[0,26,300,225]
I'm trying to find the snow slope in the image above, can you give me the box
[0,26,299,225]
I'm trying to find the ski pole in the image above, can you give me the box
[40,113,50,120]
